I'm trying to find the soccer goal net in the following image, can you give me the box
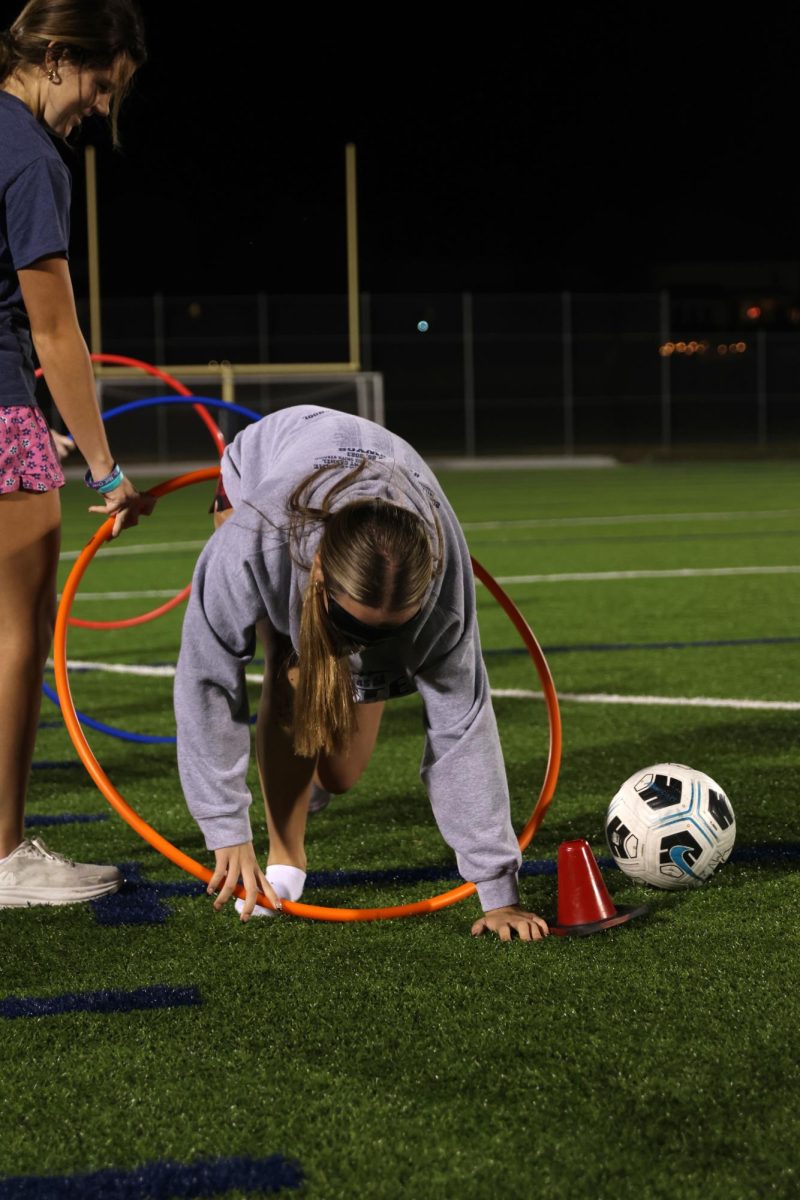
[58,363,385,466]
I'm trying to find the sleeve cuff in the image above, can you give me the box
[476,872,520,912]
[197,813,253,852]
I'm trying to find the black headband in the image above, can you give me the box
[326,594,415,647]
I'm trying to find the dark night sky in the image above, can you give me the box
[8,2,800,296]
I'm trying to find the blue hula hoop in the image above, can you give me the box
[42,681,176,745]
[99,395,263,424]
[62,394,263,444]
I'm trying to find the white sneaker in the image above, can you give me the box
[0,837,123,908]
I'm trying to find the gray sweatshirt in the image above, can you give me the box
[174,406,521,911]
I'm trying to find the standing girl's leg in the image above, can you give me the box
[0,488,122,904]
[0,489,60,857]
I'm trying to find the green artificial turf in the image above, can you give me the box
[1,461,799,1199]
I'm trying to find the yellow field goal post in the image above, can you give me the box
[85,143,385,427]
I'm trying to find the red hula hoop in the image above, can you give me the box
[45,353,225,631]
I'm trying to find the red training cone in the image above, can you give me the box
[550,839,648,937]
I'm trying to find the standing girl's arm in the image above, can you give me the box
[17,254,154,536]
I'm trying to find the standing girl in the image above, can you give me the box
[0,0,153,908]
[176,406,549,941]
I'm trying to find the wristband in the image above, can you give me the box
[85,463,124,494]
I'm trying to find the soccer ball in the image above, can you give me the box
[605,762,736,889]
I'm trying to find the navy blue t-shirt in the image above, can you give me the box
[0,90,71,406]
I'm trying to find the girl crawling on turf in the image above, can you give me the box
[175,406,548,941]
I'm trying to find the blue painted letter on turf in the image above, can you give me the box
[0,1154,302,1198]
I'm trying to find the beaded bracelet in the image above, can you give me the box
[84,463,125,494]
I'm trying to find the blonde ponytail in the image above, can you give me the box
[289,458,441,759]
[293,578,357,758]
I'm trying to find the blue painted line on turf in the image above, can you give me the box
[307,862,465,889]
[306,842,800,888]
[91,863,204,926]
[0,1155,302,1199]
[599,844,800,872]
[30,760,80,770]
[88,842,800,928]
[24,813,108,828]
[95,860,548,926]
[727,842,800,866]
[0,984,200,1020]
[482,634,800,657]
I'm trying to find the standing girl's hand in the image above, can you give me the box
[208,842,282,922]
[88,475,155,538]
[471,905,550,942]
[51,430,75,461]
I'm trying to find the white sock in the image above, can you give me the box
[235,864,306,918]
[265,864,306,901]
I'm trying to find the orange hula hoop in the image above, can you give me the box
[54,469,563,921]
[67,584,193,632]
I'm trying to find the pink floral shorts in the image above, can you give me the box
[0,406,65,494]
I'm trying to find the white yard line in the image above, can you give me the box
[49,659,800,711]
[461,509,800,531]
[47,658,266,685]
[48,659,180,679]
[491,689,800,711]
[58,509,800,562]
[65,589,180,601]
[59,539,206,562]
[62,563,800,601]
[492,565,800,584]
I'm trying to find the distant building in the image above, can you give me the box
[652,261,800,331]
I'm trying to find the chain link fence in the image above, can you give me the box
[61,292,800,459]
